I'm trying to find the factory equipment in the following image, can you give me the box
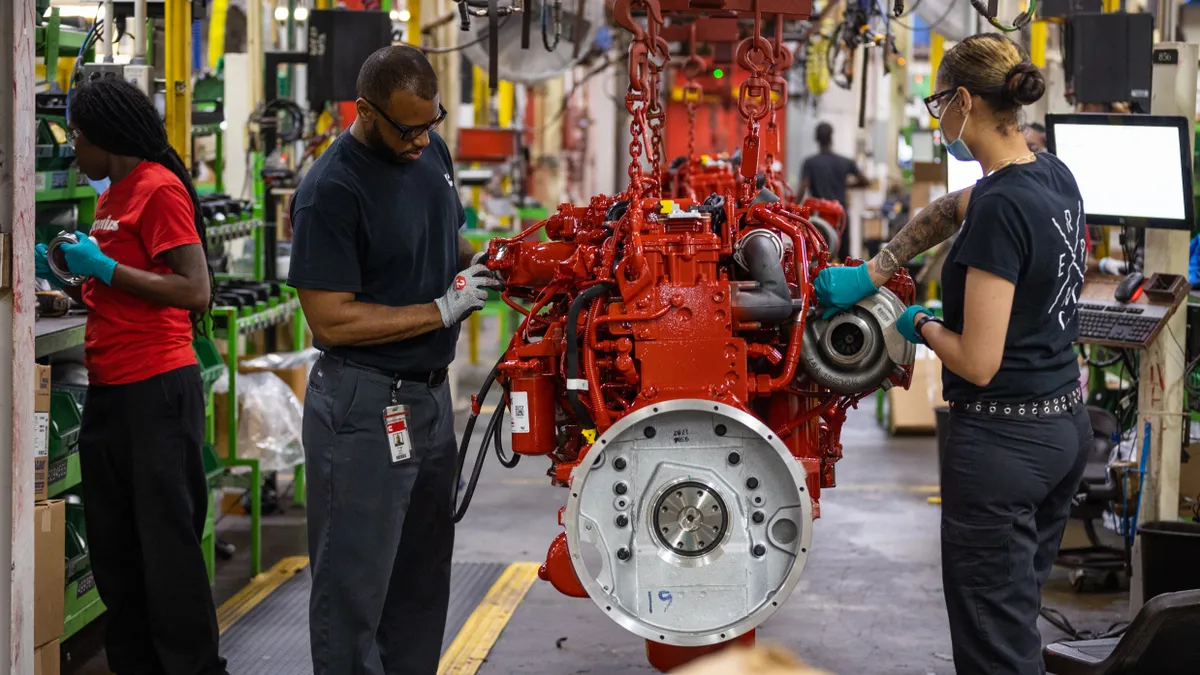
[455,1,917,670]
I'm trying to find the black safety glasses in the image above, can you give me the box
[363,99,447,141]
[923,89,957,120]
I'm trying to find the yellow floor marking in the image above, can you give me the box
[437,562,540,675]
[216,555,309,633]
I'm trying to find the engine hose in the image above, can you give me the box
[494,392,521,468]
[566,283,615,439]
[451,357,516,521]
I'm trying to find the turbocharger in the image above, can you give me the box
[798,287,915,394]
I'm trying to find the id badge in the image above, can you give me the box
[383,404,413,464]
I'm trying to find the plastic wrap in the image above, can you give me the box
[226,371,305,472]
[240,348,320,373]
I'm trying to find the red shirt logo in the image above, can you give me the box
[454,275,467,291]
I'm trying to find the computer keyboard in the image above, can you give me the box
[1078,300,1168,348]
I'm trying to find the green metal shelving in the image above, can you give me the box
[211,291,306,577]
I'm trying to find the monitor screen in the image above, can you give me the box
[1046,114,1194,230]
[946,155,983,193]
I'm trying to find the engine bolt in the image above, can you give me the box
[614,457,627,471]
[753,544,766,557]
[614,482,628,495]
[644,426,657,438]
[728,452,741,465]
[714,424,727,436]
[617,548,631,561]
[752,511,765,524]
[616,515,629,528]
[747,477,760,489]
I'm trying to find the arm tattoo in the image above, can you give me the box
[875,189,967,279]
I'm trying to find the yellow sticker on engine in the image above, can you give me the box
[581,428,597,444]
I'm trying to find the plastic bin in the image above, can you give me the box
[1137,520,1200,601]
[53,382,87,412]
[64,496,89,582]
[194,337,225,390]
[49,390,82,460]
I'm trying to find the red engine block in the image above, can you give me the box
[484,182,914,670]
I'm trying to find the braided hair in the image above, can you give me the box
[69,77,212,329]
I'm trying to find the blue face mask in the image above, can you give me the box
[942,93,975,162]
[88,177,111,195]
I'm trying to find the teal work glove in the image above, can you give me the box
[60,235,118,285]
[897,305,930,345]
[814,264,879,318]
[34,244,64,289]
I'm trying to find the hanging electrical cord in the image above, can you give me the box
[970,0,1036,32]
[889,0,960,35]
[1040,606,1129,641]
[542,0,563,51]
[452,357,521,523]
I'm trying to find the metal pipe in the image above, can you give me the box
[133,0,147,62]
[1156,0,1175,40]
[102,0,115,61]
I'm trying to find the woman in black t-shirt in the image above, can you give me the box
[814,34,1090,674]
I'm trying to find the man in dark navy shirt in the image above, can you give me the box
[287,45,499,675]
[798,122,869,259]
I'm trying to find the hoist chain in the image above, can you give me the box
[735,2,775,186]
[681,25,706,192]
[617,0,668,198]
[764,20,792,197]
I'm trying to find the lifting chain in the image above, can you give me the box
[735,1,775,192]
[764,20,793,200]
[681,24,706,192]
[617,0,668,198]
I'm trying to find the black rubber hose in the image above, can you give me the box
[565,283,614,431]
[493,392,521,468]
[453,360,501,522]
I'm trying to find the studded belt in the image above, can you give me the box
[949,388,1083,418]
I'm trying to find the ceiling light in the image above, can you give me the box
[398,9,412,22]
[294,7,309,21]
[274,6,289,21]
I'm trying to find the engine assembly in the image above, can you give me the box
[458,1,917,671]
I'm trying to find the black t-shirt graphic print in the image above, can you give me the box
[940,153,1086,402]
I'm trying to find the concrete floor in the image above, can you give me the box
[62,335,1129,675]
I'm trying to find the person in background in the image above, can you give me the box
[813,34,1090,675]
[1022,121,1046,153]
[798,122,870,260]
[287,45,499,675]
[34,78,226,675]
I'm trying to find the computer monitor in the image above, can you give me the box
[1046,114,1194,230]
[946,155,984,193]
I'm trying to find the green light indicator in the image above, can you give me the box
[713,68,724,79]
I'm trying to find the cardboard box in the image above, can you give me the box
[33,500,65,648]
[34,364,51,502]
[1180,446,1200,518]
[889,347,947,434]
[911,161,947,184]
[862,216,887,241]
[239,362,308,403]
[33,639,59,675]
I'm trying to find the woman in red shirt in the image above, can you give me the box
[37,78,226,675]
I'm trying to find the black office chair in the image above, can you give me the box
[1054,406,1128,588]
[1044,589,1200,674]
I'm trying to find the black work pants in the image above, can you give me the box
[940,404,1091,675]
[79,365,227,675]
[304,355,458,675]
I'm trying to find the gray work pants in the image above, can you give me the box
[940,403,1091,675]
[303,354,458,675]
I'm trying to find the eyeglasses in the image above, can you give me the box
[923,89,957,120]
[363,99,447,141]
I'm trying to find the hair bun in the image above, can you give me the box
[1004,62,1046,106]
